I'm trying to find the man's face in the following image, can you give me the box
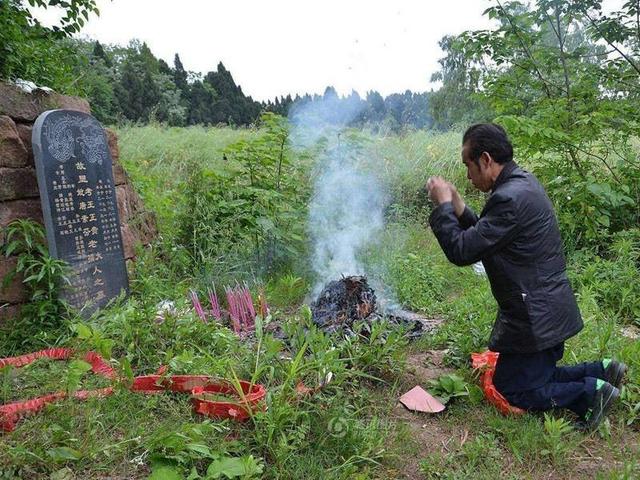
[462,143,492,192]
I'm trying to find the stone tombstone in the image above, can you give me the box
[32,110,128,315]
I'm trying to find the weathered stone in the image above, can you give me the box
[120,223,136,259]
[0,199,43,247]
[106,129,127,185]
[15,123,34,166]
[0,257,28,304]
[115,185,129,221]
[115,184,157,254]
[112,161,127,186]
[106,129,119,163]
[0,199,43,230]
[0,167,39,201]
[0,116,29,168]
[0,303,21,323]
[0,83,90,122]
[138,210,158,245]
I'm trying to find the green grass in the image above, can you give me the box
[116,124,260,233]
[1,126,639,479]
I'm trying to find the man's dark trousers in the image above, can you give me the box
[493,343,604,417]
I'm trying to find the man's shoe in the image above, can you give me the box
[584,381,620,431]
[603,359,627,389]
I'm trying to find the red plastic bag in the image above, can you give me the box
[471,351,525,416]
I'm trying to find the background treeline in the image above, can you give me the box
[0,1,436,129]
[81,39,437,129]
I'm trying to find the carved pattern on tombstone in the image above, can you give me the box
[32,110,129,315]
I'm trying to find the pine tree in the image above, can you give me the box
[173,53,188,93]
[92,40,112,67]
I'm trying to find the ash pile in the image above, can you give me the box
[310,276,440,337]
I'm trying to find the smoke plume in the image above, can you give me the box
[289,97,387,295]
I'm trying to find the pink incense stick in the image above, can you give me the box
[189,290,207,323]
[208,285,221,320]
[225,286,241,334]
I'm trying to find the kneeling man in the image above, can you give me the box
[426,123,625,429]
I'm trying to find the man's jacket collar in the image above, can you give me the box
[492,161,518,191]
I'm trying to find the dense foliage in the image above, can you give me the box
[431,0,640,251]
[0,0,98,91]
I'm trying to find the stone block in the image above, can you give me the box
[0,116,29,168]
[0,167,39,201]
[0,82,90,122]
[116,184,130,222]
[120,223,136,260]
[116,183,157,256]
[112,161,127,186]
[138,211,158,245]
[0,303,21,323]
[15,122,34,166]
[106,128,119,163]
[0,199,43,231]
[106,129,127,185]
[0,257,28,303]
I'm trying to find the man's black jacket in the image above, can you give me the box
[429,161,583,353]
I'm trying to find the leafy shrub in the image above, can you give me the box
[1,220,71,354]
[569,229,640,325]
[536,162,639,253]
[176,113,308,273]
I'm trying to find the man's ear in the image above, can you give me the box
[479,151,492,168]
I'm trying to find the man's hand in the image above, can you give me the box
[426,176,453,205]
[427,177,467,217]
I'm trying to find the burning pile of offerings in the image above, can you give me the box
[310,275,440,337]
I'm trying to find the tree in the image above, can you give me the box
[363,91,386,123]
[173,54,189,93]
[92,40,112,67]
[187,80,217,125]
[201,62,261,125]
[441,0,640,248]
[429,35,493,129]
[0,0,100,90]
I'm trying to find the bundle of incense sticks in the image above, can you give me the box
[225,284,256,335]
[189,290,207,323]
[208,285,222,320]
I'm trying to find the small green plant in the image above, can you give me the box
[339,321,408,379]
[541,413,574,465]
[620,383,640,426]
[145,421,229,475]
[206,454,264,479]
[63,359,92,395]
[427,373,470,404]
[266,274,308,308]
[176,113,308,272]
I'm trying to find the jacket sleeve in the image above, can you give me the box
[458,206,479,229]
[429,196,520,266]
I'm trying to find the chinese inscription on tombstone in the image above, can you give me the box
[32,110,128,315]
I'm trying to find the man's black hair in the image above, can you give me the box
[462,123,513,165]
